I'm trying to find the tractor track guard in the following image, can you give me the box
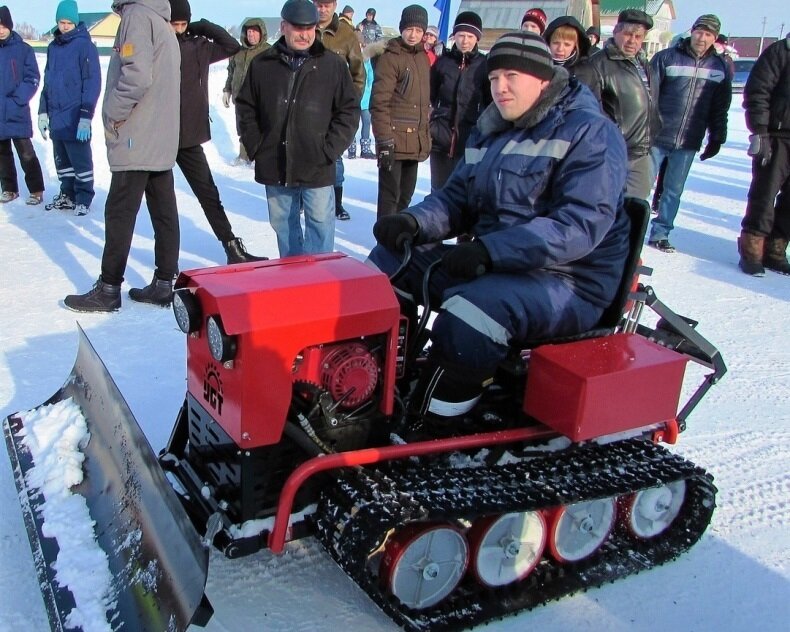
[3,324,212,632]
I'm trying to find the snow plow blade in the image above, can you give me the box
[3,325,211,631]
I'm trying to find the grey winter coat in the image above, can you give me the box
[103,0,180,172]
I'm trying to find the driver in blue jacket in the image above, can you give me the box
[368,31,630,433]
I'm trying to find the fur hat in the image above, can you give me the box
[399,4,428,33]
[168,0,191,23]
[521,8,547,35]
[487,31,554,81]
[692,14,721,37]
[0,6,13,31]
[56,0,80,26]
[453,11,482,40]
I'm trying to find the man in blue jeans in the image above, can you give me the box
[235,0,359,257]
[647,14,731,253]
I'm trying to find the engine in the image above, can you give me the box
[292,342,381,409]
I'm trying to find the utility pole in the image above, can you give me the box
[780,23,785,39]
[759,16,766,55]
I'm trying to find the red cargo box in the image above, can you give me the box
[523,333,688,441]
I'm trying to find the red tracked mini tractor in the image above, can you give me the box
[4,207,726,631]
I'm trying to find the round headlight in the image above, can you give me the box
[173,290,201,334]
[206,315,237,363]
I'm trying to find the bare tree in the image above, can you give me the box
[15,22,40,40]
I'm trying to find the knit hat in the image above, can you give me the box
[169,0,191,22]
[426,25,439,38]
[366,8,375,16]
[0,6,13,30]
[342,5,354,15]
[586,26,600,39]
[281,0,318,26]
[487,31,554,81]
[453,11,482,40]
[692,14,721,37]
[521,8,547,35]
[617,9,653,30]
[399,4,428,33]
[56,0,79,25]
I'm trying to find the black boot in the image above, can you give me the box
[334,186,350,221]
[64,277,121,313]
[360,138,376,159]
[223,238,268,264]
[403,358,489,441]
[128,275,174,307]
[347,141,357,159]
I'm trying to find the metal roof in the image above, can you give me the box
[600,0,666,17]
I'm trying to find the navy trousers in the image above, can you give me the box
[367,243,603,375]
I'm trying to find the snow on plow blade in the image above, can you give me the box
[3,325,211,631]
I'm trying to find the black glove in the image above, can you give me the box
[441,241,492,279]
[377,140,395,172]
[699,142,721,161]
[373,213,418,252]
[748,133,772,167]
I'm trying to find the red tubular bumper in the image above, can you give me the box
[268,426,556,553]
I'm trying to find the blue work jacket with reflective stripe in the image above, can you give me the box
[651,38,732,151]
[408,73,630,310]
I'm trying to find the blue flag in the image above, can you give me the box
[434,0,451,42]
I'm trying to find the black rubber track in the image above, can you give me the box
[313,438,716,631]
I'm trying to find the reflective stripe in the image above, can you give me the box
[442,295,511,346]
[501,137,571,159]
[665,65,726,82]
[428,394,481,417]
[465,146,487,164]
[75,170,94,181]
[57,168,75,177]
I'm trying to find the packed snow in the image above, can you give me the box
[18,399,114,632]
[1,56,788,631]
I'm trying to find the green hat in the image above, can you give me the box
[56,0,79,25]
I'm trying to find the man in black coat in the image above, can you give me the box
[235,0,359,258]
[169,0,265,263]
[428,11,490,192]
[740,33,790,276]
[582,9,660,200]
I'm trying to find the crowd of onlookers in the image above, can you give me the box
[0,1,788,317]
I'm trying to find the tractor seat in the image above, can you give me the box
[511,197,651,355]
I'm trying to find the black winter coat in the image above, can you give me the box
[582,40,660,159]
[650,38,731,151]
[235,38,360,188]
[176,20,240,148]
[429,45,490,157]
[743,34,790,137]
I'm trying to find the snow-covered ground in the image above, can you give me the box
[1,57,788,631]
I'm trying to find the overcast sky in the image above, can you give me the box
[9,1,788,40]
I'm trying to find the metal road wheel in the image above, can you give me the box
[547,497,617,563]
[468,511,547,587]
[381,523,469,610]
[621,480,686,539]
